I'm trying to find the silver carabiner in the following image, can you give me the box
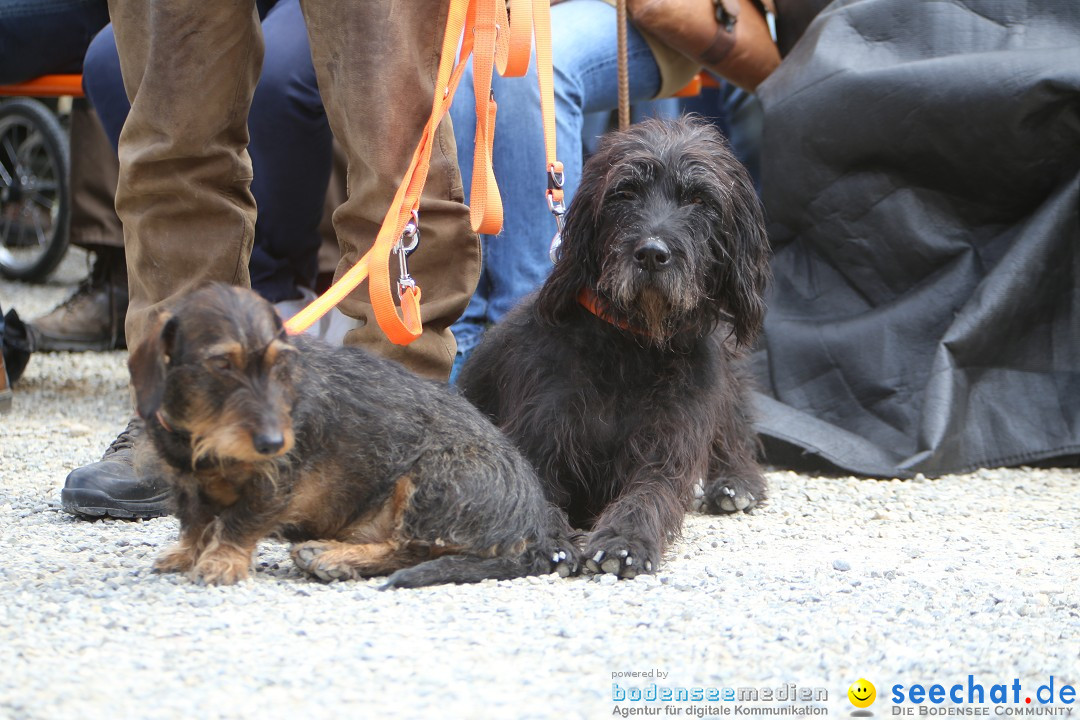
[547,193,566,264]
[394,209,420,295]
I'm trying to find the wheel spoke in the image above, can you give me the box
[1,214,13,246]
[30,191,56,210]
[0,161,12,187]
[3,136,21,169]
[32,209,48,248]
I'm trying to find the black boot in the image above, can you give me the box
[61,417,171,519]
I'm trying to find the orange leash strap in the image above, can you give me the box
[286,0,561,345]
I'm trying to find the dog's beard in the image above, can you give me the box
[597,245,704,345]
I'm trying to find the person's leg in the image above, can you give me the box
[110,0,262,347]
[0,0,109,83]
[62,0,264,519]
[81,24,127,153]
[247,0,332,304]
[301,0,479,380]
[29,101,127,351]
[449,0,665,374]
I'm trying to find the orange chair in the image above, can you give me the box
[0,74,83,282]
[673,70,723,97]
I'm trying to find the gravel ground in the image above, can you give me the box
[2,253,1078,720]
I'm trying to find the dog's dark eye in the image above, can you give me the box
[208,356,232,372]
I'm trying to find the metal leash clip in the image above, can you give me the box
[393,208,421,296]
[547,166,566,264]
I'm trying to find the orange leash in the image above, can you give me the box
[286,0,561,344]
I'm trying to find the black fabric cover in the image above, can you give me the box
[752,0,1080,477]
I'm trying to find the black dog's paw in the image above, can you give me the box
[549,541,583,578]
[702,474,766,514]
[536,529,584,577]
[582,531,658,579]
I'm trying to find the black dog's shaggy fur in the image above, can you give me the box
[129,284,577,588]
[459,117,770,577]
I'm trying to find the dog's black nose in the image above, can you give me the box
[633,238,671,271]
[253,431,285,456]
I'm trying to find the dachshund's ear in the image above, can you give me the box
[128,313,178,420]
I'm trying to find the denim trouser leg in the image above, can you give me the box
[448,0,664,375]
[82,24,127,152]
[247,0,332,303]
[0,0,108,83]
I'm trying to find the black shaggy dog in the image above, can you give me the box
[129,284,578,588]
[459,117,770,578]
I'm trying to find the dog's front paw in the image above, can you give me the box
[189,546,252,585]
[583,532,658,579]
[154,542,197,574]
[703,474,766,514]
[291,540,359,582]
[549,543,582,578]
[542,530,584,577]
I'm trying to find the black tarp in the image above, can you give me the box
[752,0,1080,477]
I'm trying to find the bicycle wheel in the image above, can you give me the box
[0,97,71,282]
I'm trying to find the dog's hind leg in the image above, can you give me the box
[290,539,422,582]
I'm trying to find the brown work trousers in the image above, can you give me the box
[69,100,122,254]
[108,0,480,379]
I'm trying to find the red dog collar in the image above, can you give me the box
[577,288,647,336]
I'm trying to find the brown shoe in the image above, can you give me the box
[29,250,127,352]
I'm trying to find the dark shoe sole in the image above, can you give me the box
[61,487,170,520]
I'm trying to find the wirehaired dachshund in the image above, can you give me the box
[129,283,578,588]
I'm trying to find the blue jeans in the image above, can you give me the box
[0,0,108,83]
[82,0,332,303]
[448,0,666,380]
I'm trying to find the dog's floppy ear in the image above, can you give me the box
[129,312,179,420]
[714,163,771,347]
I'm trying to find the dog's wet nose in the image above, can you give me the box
[633,238,671,271]
[253,431,286,456]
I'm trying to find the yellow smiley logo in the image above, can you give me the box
[848,679,876,708]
